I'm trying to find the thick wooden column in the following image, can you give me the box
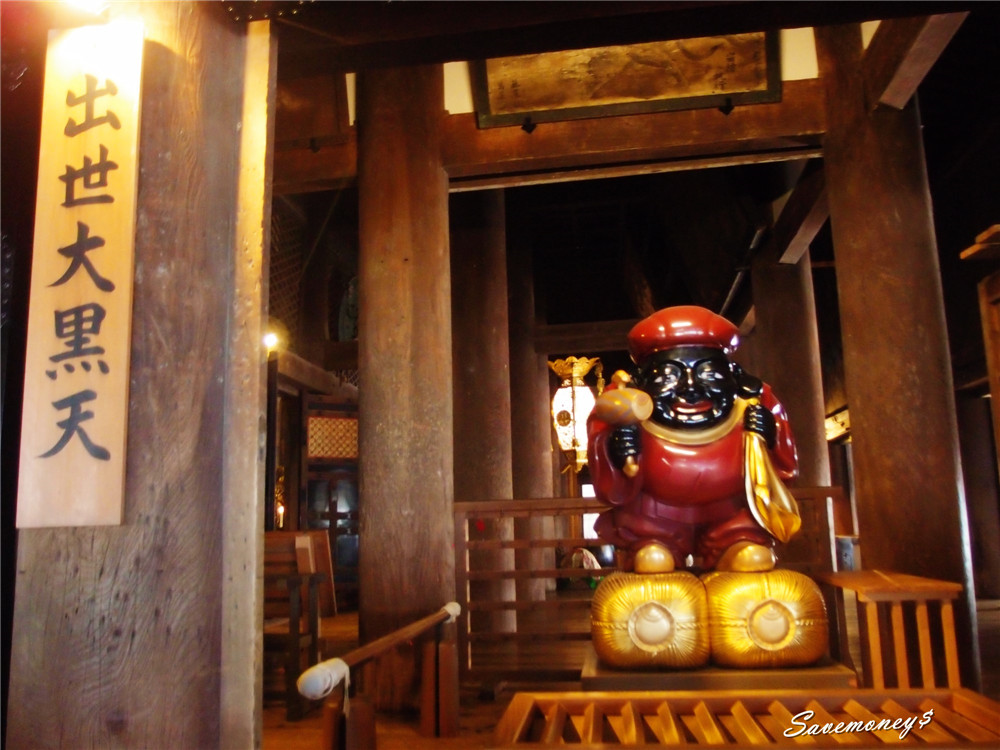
[750,251,831,486]
[816,24,979,684]
[451,190,516,632]
[507,209,556,599]
[356,65,454,642]
[223,18,276,749]
[7,5,269,747]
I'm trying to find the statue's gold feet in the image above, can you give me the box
[716,541,776,572]
[633,542,675,573]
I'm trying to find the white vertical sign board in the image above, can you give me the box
[17,21,144,527]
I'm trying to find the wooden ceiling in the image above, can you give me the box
[220,1,965,75]
[221,1,994,396]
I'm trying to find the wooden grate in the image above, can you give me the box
[492,688,1000,747]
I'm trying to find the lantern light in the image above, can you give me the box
[548,356,603,471]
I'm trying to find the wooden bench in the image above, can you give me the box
[815,569,964,690]
[264,531,327,720]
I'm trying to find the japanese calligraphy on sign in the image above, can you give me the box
[471,32,780,128]
[17,21,144,527]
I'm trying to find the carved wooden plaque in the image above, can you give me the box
[472,32,780,128]
[17,21,144,527]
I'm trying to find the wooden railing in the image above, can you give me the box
[297,603,460,750]
[453,488,846,685]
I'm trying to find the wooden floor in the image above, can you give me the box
[263,599,1000,750]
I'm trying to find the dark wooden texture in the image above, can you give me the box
[980,272,1000,490]
[451,191,517,633]
[277,350,343,395]
[273,79,827,195]
[6,4,258,747]
[269,2,967,78]
[533,319,639,355]
[274,135,357,195]
[266,530,337,617]
[863,13,969,111]
[264,533,322,721]
[747,250,832,486]
[506,216,557,603]
[443,79,826,184]
[224,17,277,748]
[816,23,979,688]
[769,160,828,265]
[356,64,455,644]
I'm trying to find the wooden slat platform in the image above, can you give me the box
[492,688,1000,747]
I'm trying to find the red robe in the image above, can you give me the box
[587,385,797,568]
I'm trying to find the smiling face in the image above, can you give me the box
[637,346,738,429]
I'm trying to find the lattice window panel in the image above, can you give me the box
[307,416,358,460]
[334,369,360,388]
[269,199,305,351]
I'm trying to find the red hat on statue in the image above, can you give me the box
[627,305,741,364]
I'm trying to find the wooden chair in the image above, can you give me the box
[264,532,326,720]
[815,569,964,690]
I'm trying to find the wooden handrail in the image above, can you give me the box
[298,602,460,698]
[298,603,461,749]
[341,602,459,671]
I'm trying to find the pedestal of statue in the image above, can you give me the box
[580,644,857,691]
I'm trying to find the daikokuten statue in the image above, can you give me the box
[587,305,802,574]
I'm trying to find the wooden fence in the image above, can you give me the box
[453,488,846,685]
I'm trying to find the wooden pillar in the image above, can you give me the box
[7,6,271,747]
[507,208,556,599]
[750,251,831,486]
[451,190,516,632]
[356,65,453,642]
[816,24,979,686]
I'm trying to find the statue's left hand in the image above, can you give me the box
[744,403,776,448]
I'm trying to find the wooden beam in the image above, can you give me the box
[863,13,969,111]
[534,319,638,355]
[356,65,454,643]
[816,26,978,686]
[276,350,342,394]
[960,225,1000,261]
[444,79,826,181]
[269,1,964,77]
[273,78,826,195]
[273,138,356,195]
[323,339,359,371]
[448,147,825,193]
[770,160,829,265]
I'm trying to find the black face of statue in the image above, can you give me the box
[636,346,738,429]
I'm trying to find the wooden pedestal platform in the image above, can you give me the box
[581,645,857,692]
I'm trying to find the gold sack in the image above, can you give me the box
[591,572,710,669]
[703,569,828,668]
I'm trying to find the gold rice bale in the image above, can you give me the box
[703,569,829,668]
[591,571,710,669]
